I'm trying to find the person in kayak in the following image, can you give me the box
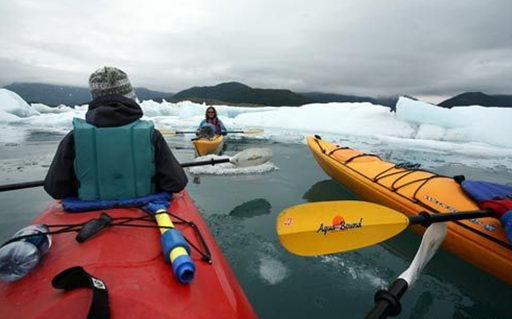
[196,106,227,138]
[44,66,187,200]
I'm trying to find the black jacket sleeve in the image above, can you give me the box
[153,130,188,193]
[44,132,79,199]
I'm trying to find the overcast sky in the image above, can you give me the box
[0,0,511,101]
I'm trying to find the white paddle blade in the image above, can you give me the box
[244,129,264,135]
[160,129,177,136]
[399,223,447,286]
[230,148,272,167]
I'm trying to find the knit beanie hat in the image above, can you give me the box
[89,66,137,100]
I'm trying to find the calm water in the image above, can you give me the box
[1,134,511,318]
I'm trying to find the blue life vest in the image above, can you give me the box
[461,180,512,243]
[461,180,512,203]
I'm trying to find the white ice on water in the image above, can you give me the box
[396,97,512,148]
[1,88,512,164]
[0,89,38,120]
[187,154,278,175]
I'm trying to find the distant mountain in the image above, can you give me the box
[133,88,172,102]
[3,83,173,106]
[299,92,399,107]
[165,96,262,107]
[438,92,512,108]
[13,82,511,110]
[4,83,91,106]
[173,82,313,106]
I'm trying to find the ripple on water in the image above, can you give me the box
[258,256,289,285]
[205,214,290,286]
[320,254,388,289]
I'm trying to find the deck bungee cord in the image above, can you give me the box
[1,208,212,264]
[0,191,259,318]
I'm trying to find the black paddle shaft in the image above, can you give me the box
[364,209,495,319]
[409,210,495,227]
[365,279,408,319]
[180,158,230,168]
[0,158,233,192]
[0,180,44,192]
[175,130,244,134]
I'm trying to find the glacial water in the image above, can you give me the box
[1,133,511,319]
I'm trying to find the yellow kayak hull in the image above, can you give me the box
[192,135,224,157]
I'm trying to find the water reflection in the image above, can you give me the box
[408,291,434,319]
[302,179,358,202]
[229,198,272,219]
[223,136,272,153]
[25,130,64,143]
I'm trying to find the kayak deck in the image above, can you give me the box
[0,191,257,318]
[307,135,512,285]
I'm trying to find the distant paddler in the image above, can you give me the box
[196,106,227,137]
[192,106,227,156]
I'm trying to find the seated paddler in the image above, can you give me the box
[196,106,227,138]
[44,66,188,201]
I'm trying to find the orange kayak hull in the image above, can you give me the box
[307,135,512,285]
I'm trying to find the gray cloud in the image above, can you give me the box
[1,0,511,98]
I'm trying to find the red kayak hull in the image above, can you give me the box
[0,191,257,318]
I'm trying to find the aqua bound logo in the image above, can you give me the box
[317,215,363,235]
[424,195,458,213]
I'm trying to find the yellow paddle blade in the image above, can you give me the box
[276,201,410,256]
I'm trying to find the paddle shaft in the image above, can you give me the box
[172,130,249,134]
[409,210,494,226]
[365,279,408,319]
[365,222,448,319]
[0,180,44,192]
[180,158,230,168]
[0,158,232,192]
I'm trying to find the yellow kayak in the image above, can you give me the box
[307,135,512,285]
[192,135,224,157]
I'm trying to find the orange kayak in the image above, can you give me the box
[307,135,512,285]
[0,191,257,318]
[192,135,224,157]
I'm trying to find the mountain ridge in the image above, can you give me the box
[173,82,313,106]
[3,83,173,106]
[3,82,511,109]
[299,92,399,107]
[438,92,512,108]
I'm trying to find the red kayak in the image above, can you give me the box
[0,191,257,319]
